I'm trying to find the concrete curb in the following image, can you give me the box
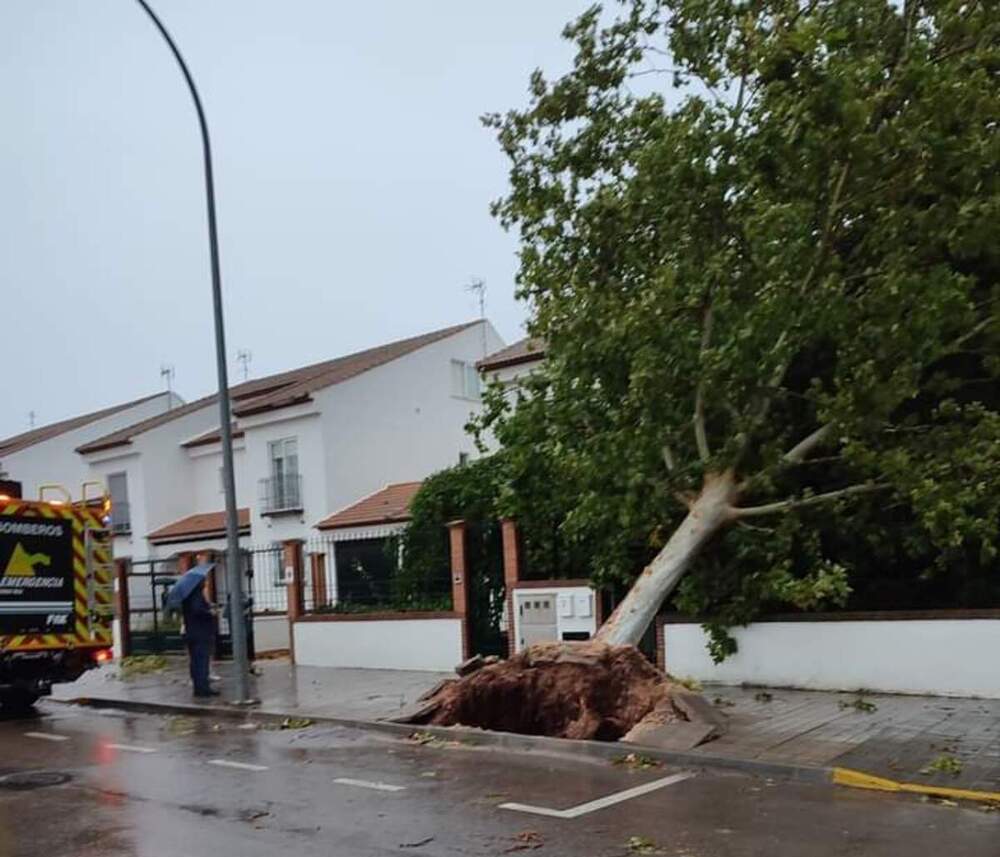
[56,695,831,785]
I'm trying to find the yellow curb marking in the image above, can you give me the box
[833,767,1000,805]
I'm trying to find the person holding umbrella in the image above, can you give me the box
[165,562,219,698]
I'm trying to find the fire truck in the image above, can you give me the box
[0,480,114,712]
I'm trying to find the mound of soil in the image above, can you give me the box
[400,641,688,742]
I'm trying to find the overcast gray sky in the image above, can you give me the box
[0,0,587,438]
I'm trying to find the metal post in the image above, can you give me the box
[133,0,252,702]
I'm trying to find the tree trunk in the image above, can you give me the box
[595,471,737,647]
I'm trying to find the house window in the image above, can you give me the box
[107,472,130,533]
[260,437,301,512]
[270,437,298,482]
[450,359,481,400]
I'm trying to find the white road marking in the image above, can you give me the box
[24,732,70,742]
[500,771,695,819]
[208,759,269,772]
[107,743,157,754]
[333,777,406,793]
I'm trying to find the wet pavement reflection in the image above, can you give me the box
[0,702,995,856]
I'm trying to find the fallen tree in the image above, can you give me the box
[476,0,999,652]
[400,1,998,744]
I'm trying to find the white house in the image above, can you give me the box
[76,320,503,565]
[477,336,546,389]
[0,391,183,503]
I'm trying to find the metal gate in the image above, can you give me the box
[125,558,184,655]
[124,552,257,658]
[465,521,506,657]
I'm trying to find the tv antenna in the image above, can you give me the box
[236,349,253,382]
[28,410,36,429]
[465,277,487,356]
[160,364,175,408]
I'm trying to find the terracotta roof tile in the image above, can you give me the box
[148,508,251,544]
[315,482,422,530]
[477,337,546,372]
[78,321,482,455]
[182,427,244,449]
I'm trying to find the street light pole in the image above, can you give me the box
[133,0,252,702]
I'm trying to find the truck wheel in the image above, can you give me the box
[0,690,40,715]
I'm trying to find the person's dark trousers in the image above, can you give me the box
[186,637,213,696]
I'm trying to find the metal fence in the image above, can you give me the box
[303,535,451,614]
[245,544,287,613]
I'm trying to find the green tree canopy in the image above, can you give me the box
[478,0,1000,652]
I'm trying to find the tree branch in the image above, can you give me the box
[693,301,714,462]
[733,483,889,519]
[782,424,834,464]
[947,316,994,351]
[661,442,676,473]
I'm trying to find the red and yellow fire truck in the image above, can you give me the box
[0,481,114,712]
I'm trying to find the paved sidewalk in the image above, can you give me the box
[700,685,1000,795]
[53,656,448,722]
[53,657,1000,796]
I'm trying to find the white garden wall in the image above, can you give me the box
[662,618,1000,698]
[253,614,290,653]
[294,617,463,671]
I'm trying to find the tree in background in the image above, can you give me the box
[477,0,999,654]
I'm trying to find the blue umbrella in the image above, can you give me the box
[164,563,214,612]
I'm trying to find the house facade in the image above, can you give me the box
[477,336,546,389]
[75,321,503,566]
[0,391,183,504]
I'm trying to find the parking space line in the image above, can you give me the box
[24,732,70,742]
[208,759,269,772]
[107,743,158,754]
[500,771,695,819]
[333,777,406,793]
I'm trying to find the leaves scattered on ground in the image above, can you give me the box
[753,691,774,703]
[921,754,963,776]
[165,716,198,736]
[407,730,465,749]
[667,674,703,692]
[839,696,878,713]
[505,830,543,852]
[625,835,663,854]
[613,752,661,771]
[469,791,509,806]
[119,655,169,679]
[713,697,736,708]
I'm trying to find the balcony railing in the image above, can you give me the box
[259,473,303,515]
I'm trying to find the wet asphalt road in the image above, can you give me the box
[0,703,995,857]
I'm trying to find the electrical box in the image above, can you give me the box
[512,585,598,652]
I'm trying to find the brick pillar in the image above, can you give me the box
[309,553,327,611]
[283,540,305,663]
[500,518,521,657]
[114,558,131,658]
[447,520,469,660]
